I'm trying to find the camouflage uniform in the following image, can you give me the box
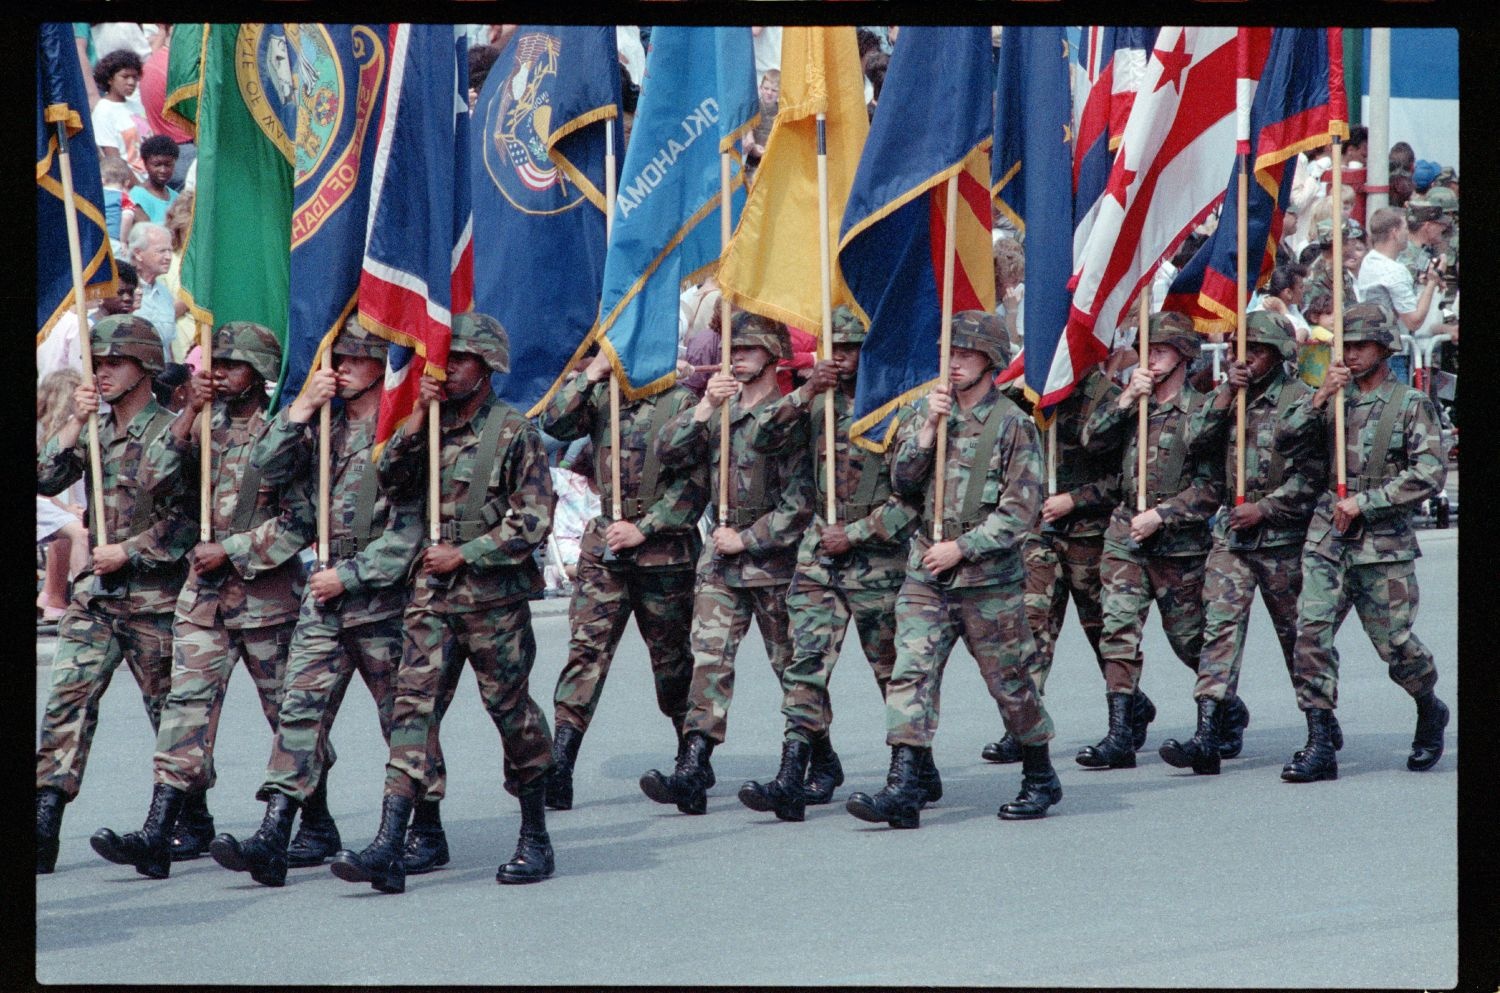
[1304,218,1360,310]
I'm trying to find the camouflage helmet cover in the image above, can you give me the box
[1143,311,1201,363]
[332,314,390,361]
[1314,216,1364,246]
[729,311,791,360]
[948,310,1010,368]
[91,314,165,376]
[1421,184,1457,216]
[212,321,282,381]
[829,305,867,346]
[1342,302,1398,350]
[450,312,510,373]
[1244,310,1297,362]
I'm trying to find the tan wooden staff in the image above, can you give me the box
[717,151,734,522]
[200,321,213,542]
[931,172,960,541]
[605,118,622,521]
[316,348,332,567]
[815,113,838,522]
[1234,148,1249,504]
[1046,420,1058,496]
[1330,135,1347,501]
[428,394,441,543]
[50,119,107,545]
[1136,293,1150,514]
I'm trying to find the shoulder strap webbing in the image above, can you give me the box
[633,395,676,511]
[1359,384,1411,489]
[129,408,178,534]
[460,404,517,525]
[1157,390,1205,498]
[1258,381,1303,492]
[958,400,1008,525]
[349,436,383,551]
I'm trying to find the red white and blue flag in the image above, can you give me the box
[1071,27,1157,258]
[359,24,473,456]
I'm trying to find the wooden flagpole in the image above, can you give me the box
[316,349,331,566]
[1331,135,1347,502]
[1136,293,1149,514]
[816,113,837,523]
[718,152,734,524]
[428,397,441,543]
[200,321,213,542]
[1234,149,1249,505]
[932,172,960,542]
[606,119,623,522]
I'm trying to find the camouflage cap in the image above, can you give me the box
[450,312,510,373]
[331,314,390,362]
[1143,311,1200,362]
[1432,165,1458,188]
[729,311,791,360]
[1422,184,1457,215]
[830,305,867,346]
[948,310,1010,368]
[1314,217,1364,245]
[91,314,165,376]
[212,321,282,381]
[1407,201,1446,227]
[1342,302,1398,350]
[1244,310,1297,362]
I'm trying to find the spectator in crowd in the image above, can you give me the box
[751,26,782,77]
[1297,289,1335,386]
[1276,208,1300,267]
[91,22,161,63]
[163,193,197,362]
[864,51,889,120]
[1388,172,1415,209]
[37,261,141,383]
[1344,125,1369,166]
[137,27,195,189]
[1412,159,1439,193]
[467,44,500,111]
[36,369,89,624]
[101,156,137,256]
[127,135,179,226]
[1356,206,1444,336]
[151,361,191,413]
[1257,263,1310,337]
[993,236,1025,355]
[679,291,724,399]
[1389,141,1415,177]
[743,69,779,181]
[127,222,176,359]
[91,49,151,181]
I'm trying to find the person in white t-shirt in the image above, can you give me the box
[1356,207,1445,337]
[91,49,152,181]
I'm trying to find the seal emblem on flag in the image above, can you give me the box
[480,31,587,215]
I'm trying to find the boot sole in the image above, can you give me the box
[249,861,288,887]
[1159,741,1218,773]
[496,867,554,885]
[90,831,133,867]
[209,836,249,872]
[1281,766,1338,783]
[845,796,918,829]
[737,784,776,813]
[1075,749,1136,769]
[980,748,1023,764]
[1407,750,1445,772]
[329,859,404,893]
[638,772,677,806]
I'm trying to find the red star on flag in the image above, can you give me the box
[1106,157,1136,207]
[1153,32,1192,94]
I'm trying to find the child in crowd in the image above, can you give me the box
[101,156,138,257]
[91,48,151,180]
[128,135,180,226]
[1297,290,1335,388]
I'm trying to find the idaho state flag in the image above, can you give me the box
[838,26,995,452]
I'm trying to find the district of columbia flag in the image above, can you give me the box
[1071,27,1157,260]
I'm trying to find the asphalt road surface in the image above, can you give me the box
[35,528,1458,987]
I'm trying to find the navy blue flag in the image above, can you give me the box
[472,26,619,415]
[37,22,116,343]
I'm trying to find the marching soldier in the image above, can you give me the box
[91,323,313,879]
[1157,313,1325,774]
[981,359,1123,765]
[36,316,192,874]
[538,346,709,811]
[330,312,557,892]
[638,312,813,815]
[207,318,425,886]
[1075,312,1225,770]
[845,312,1060,829]
[1281,303,1449,782]
[737,306,922,821]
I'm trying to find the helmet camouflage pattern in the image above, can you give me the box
[829,305,867,346]
[450,312,510,373]
[212,321,282,382]
[730,311,791,360]
[948,310,1010,368]
[1143,311,1201,363]
[1342,302,1398,351]
[1244,310,1297,362]
[332,314,390,362]
[90,314,165,376]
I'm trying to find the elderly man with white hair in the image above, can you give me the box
[128,222,175,362]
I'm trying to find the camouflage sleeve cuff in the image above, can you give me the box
[457,533,498,566]
[738,526,764,555]
[220,532,256,579]
[332,559,364,595]
[842,517,872,545]
[635,513,659,540]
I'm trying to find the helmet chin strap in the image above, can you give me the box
[340,375,380,404]
[102,371,147,404]
[733,360,771,384]
[443,376,483,405]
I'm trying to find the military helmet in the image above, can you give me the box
[1422,184,1458,217]
[1342,302,1399,351]
[1314,217,1363,246]
[1143,311,1201,363]
[948,310,1010,368]
[212,322,282,381]
[729,311,791,360]
[1244,311,1297,362]
[332,315,390,362]
[830,306,867,347]
[91,314,165,376]
[450,312,510,373]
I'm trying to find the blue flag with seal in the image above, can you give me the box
[281,23,388,407]
[37,21,116,343]
[472,26,619,416]
[839,26,995,451]
[597,26,759,399]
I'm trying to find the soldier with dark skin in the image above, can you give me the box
[1281,302,1449,782]
[91,323,314,880]
[330,313,557,893]
[36,316,193,874]
[737,306,922,821]
[207,319,425,886]
[846,312,1060,829]
[1157,312,1326,774]
[638,312,814,815]
[537,346,709,812]
[1076,312,1226,771]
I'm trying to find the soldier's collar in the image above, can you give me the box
[123,396,166,437]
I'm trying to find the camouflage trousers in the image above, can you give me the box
[780,575,898,744]
[681,577,793,744]
[383,601,553,800]
[259,596,412,803]
[1098,549,1206,694]
[885,578,1054,748]
[1193,541,1302,702]
[1291,551,1437,711]
[1023,533,1107,694]
[153,618,294,793]
[552,556,695,736]
[36,602,173,800]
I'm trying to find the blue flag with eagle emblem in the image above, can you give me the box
[472,25,620,416]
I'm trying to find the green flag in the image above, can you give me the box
[173,24,293,364]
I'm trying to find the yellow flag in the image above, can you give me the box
[717,27,870,339]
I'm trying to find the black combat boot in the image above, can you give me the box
[998,743,1063,819]
[403,798,450,874]
[1076,693,1138,769]
[845,745,924,829]
[285,776,340,868]
[1407,691,1450,772]
[802,731,844,805]
[208,792,300,887]
[545,723,584,811]
[980,731,1023,764]
[1158,697,1222,775]
[738,738,811,822]
[1131,689,1157,750]
[36,787,67,875]
[1215,695,1251,759]
[90,783,186,879]
[640,731,715,815]
[168,790,214,861]
[670,719,716,791]
[497,781,554,884]
[328,793,413,893]
[1281,709,1339,782]
[917,747,942,806]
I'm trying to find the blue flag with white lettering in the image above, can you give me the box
[597,26,758,398]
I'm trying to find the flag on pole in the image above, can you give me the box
[1165,28,1348,330]
[37,22,116,342]
[471,26,619,416]
[279,24,389,407]
[717,26,869,337]
[1071,27,1157,256]
[1065,27,1266,361]
[838,26,995,452]
[596,26,759,399]
[990,26,1078,418]
[359,24,473,455]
